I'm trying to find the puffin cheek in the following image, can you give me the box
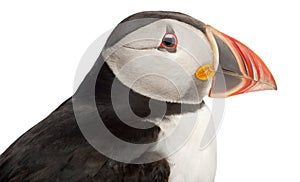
[123,39,160,50]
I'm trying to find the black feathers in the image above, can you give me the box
[0,11,206,181]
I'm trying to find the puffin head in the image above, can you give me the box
[101,11,277,104]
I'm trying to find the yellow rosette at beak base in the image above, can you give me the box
[195,64,215,80]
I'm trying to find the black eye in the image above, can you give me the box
[160,33,178,50]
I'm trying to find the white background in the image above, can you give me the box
[0,1,299,181]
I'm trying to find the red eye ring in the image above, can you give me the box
[159,32,178,50]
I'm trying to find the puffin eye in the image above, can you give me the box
[159,33,178,51]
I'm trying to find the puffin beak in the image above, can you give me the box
[202,26,277,98]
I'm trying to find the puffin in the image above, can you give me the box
[0,11,276,182]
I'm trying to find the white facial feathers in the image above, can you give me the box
[102,19,214,104]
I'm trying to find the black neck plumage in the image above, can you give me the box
[74,56,203,143]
